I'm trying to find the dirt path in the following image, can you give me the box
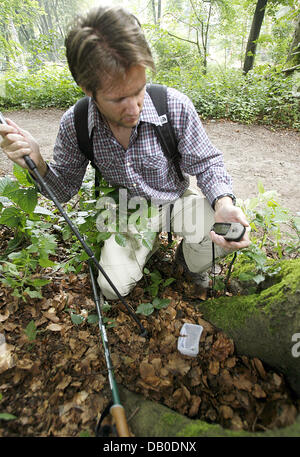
[1,108,299,214]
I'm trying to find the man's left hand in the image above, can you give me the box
[210,196,251,251]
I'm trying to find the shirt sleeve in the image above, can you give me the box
[168,89,234,206]
[40,107,89,203]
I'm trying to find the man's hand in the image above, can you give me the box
[210,196,251,251]
[0,118,48,177]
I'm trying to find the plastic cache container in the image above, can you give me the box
[177,323,203,357]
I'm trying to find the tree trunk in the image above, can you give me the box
[158,0,162,25]
[198,259,300,398]
[243,0,268,74]
[286,13,300,66]
[8,18,27,71]
[152,0,157,24]
[152,0,162,26]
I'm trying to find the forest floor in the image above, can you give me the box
[0,109,299,437]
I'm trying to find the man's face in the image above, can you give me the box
[89,65,147,129]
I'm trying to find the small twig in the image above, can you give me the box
[127,407,140,423]
[251,405,265,432]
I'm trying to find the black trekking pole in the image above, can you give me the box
[23,154,147,337]
[88,260,130,437]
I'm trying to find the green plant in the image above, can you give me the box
[24,320,38,342]
[136,297,171,316]
[65,301,116,328]
[0,64,83,109]
[0,394,16,421]
[229,181,300,289]
[238,180,300,259]
[0,165,58,301]
[143,267,176,298]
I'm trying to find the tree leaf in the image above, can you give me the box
[253,274,265,284]
[13,164,33,187]
[24,320,37,341]
[0,413,17,421]
[87,314,99,324]
[34,205,55,216]
[46,323,62,332]
[142,232,156,250]
[153,297,170,309]
[10,188,38,213]
[24,288,43,299]
[115,233,127,247]
[136,302,154,316]
[97,232,111,242]
[0,177,19,197]
[238,272,255,281]
[71,313,85,325]
[0,207,22,227]
[163,277,176,287]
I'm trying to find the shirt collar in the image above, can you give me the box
[88,98,107,137]
[86,89,163,138]
[139,90,163,126]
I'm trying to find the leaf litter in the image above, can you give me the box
[0,230,299,436]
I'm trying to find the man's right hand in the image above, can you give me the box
[0,117,48,177]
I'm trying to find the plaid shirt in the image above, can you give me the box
[42,87,233,205]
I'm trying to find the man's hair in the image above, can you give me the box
[65,6,155,95]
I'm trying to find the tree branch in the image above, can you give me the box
[166,31,198,46]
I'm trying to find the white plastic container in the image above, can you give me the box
[177,323,203,357]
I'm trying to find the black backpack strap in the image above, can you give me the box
[74,96,100,197]
[74,96,94,164]
[146,84,184,182]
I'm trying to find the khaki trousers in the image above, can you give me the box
[97,187,228,300]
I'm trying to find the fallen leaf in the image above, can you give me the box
[252,357,267,380]
[220,369,234,388]
[0,310,10,322]
[17,358,34,370]
[57,375,72,390]
[230,414,244,430]
[272,373,283,388]
[233,374,253,392]
[140,362,156,380]
[166,354,191,376]
[188,396,201,417]
[211,333,234,361]
[189,366,202,386]
[220,405,233,419]
[46,323,62,332]
[209,360,220,376]
[0,343,16,374]
[252,383,266,398]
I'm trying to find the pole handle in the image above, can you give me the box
[110,404,131,437]
[24,155,37,171]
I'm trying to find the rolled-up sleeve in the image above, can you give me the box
[169,90,234,206]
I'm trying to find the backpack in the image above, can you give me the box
[73,84,184,194]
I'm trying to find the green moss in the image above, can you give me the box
[200,258,300,332]
[177,419,246,437]
[199,293,258,331]
[162,413,180,426]
[259,259,300,310]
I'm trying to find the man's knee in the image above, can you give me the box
[97,271,139,300]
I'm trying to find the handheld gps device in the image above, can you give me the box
[212,222,246,242]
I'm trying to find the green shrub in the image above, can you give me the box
[154,65,300,130]
[0,63,83,109]
[0,61,298,130]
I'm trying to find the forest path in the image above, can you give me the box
[1,108,299,214]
